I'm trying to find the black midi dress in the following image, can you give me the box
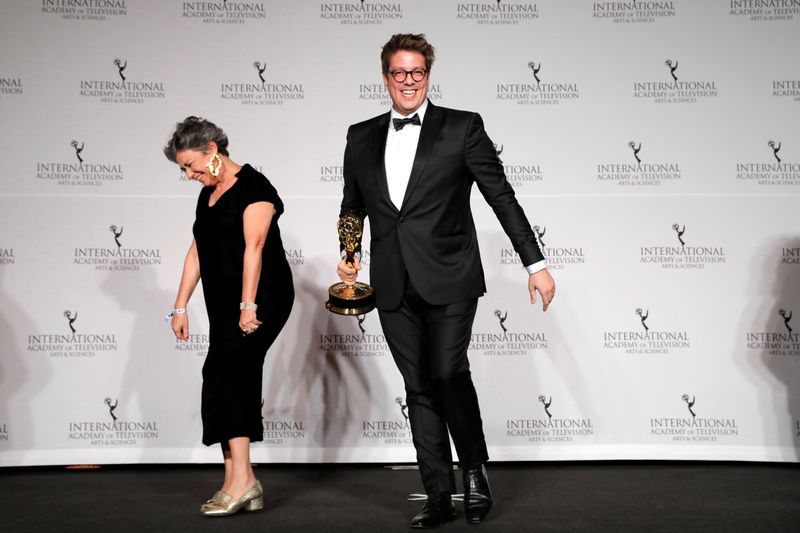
[192,164,294,446]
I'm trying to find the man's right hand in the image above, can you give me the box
[337,257,361,285]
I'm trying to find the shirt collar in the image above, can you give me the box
[389,99,429,125]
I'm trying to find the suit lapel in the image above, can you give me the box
[372,113,397,213]
[400,102,442,211]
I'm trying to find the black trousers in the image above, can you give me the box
[378,279,489,495]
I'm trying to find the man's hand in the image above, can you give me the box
[337,257,362,285]
[528,269,555,311]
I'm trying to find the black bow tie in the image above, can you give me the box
[392,114,421,131]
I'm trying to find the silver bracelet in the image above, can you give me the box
[240,302,258,311]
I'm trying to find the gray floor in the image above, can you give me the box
[2,462,799,532]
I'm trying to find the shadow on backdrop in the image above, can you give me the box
[740,237,800,461]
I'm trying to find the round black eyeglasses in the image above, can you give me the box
[389,69,427,83]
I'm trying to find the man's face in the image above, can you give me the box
[383,50,429,116]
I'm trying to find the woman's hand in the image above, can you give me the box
[239,308,262,336]
[172,313,189,341]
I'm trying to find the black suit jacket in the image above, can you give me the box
[341,101,543,310]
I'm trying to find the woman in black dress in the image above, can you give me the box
[164,117,294,516]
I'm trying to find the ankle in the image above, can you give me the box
[430,493,452,505]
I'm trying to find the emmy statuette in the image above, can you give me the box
[326,212,375,315]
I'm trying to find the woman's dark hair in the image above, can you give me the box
[163,116,229,162]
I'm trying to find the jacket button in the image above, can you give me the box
[398,216,405,223]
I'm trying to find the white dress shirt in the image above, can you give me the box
[385,100,428,210]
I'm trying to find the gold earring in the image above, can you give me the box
[206,153,222,177]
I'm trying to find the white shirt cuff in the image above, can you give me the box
[525,260,547,275]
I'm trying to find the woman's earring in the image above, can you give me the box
[206,153,222,177]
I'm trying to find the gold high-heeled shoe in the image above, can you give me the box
[200,490,225,513]
[200,481,263,517]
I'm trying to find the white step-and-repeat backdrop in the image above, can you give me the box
[1,1,799,466]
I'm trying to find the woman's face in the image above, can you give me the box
[175,148,219,186]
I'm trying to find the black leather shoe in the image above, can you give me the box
[411,493,455,529]
[463,465,493,524]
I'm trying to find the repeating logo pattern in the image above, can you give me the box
[175,333,210,357]
[73,224,162,271]
[0,77,23,99]
[3,0,797,464]
[745,308,800,357]
[470,309,548,356]
[783,246,800,265]
[633,59,718,104]
[319,313,389,357]
[497,61,580,105]
[360,394,411,445]
[79,59,166,104]
[772,79,800,101]
[592,1,676,23]
[603,307,690,355]
[67,398,159,447]
[27,310,118,358]
[259,419,307,445]
[494,141,543,187]
[220,60,305,105]
[36,140,124,187]
[320,1,403,24]
[736,140,800,186]
[285,249,305,266]
[456,1,540,25]
[320,164,344,184]
[259,401,307,446]
[182,1,266,24]
[729,0,800,21]
[506,394,594,443]
[650,394,739,443]
[639,224,727,269]
[0,248,15,266]
[41,0,127,21]
[528,223,586,271]
[597,141,682,187]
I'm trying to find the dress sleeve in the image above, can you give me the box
[239,166,284,217]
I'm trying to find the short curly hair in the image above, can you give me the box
[163,116,229,162]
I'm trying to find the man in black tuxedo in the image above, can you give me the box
[337,34,555,528]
